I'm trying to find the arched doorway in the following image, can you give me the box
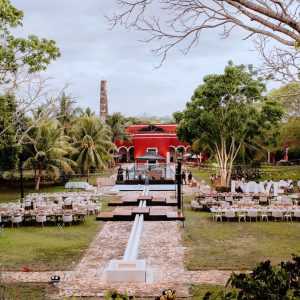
[169,146,176,163]
[118,147,128,163]
[128,147,134,162]
[176,146,185,162]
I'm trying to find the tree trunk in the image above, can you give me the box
[86,169,89,183]
[35,167,43,190]
[220,168,228,187]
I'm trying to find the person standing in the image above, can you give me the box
[137,171,142,184]
[188,172,193,184]
[117,165,124,181]
[210,174,215,185]
[182,170,186,184]
[145,173,149,186]
[125,167,129,180]
[298,178,300,192]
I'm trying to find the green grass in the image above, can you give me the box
[189,284,227,299]
[0,183,68,203]
[0,196,116,271]
[181,196,300,270]
[0,216,100,271]
[260,165,300,182]
[0,283,54,300]
[185,165,300,186]
[189,168,212,186]
[0,169,114,203]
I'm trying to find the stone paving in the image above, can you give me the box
[2,187,234,299]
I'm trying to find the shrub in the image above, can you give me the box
[205,255,300,299]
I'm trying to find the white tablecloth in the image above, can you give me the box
[65,182,90,189]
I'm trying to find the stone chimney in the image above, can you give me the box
[100,80,108,121]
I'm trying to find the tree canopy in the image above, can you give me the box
[23,121,76,190]
[0,93,18,171]
[175,63,283,187]
[0,0,60,85]
[73,115,116,177]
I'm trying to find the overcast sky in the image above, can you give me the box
[11,0,272,117]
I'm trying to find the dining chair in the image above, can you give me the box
[11,215,23,228]
[272,210,283,222]
[246,210,258,222]
[36,215,47,227]
[62,214,73,226]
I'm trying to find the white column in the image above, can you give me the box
[166,151,170,164]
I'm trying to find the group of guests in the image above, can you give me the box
[117,166,161,184]
[181,170,193,184]
[117,166,130,181]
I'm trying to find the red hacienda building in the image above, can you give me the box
[115,124,190,163]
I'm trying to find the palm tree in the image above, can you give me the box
[73,115,116,180]
[23,121,77,190]
[55,92,81,135]
[105,112,131,143]
[80,107,95,117]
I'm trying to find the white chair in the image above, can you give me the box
[237,211,246,222]
[283,212,292,222]
[259,196,269,205]
[36,215,47,227]
[11,215,23,228]
[225,196,233,202]
[224,210,236,222]
[293,210,300,221]
[214,211,223,222]
[62,215,73,226]
[63,198,72,209]
[191,200,201,211]
[246,210,258,222]
[84,204,93,215]
[272,210,283,221]
[24,201,32,210]
[220,201,230,208]
[260,211,269,222]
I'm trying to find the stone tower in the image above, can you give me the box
[100,80,108,121]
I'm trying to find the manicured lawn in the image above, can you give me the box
[181,196,300,270]
[0,169,114,203]
[0,283,54,300]
[0,215,100,271]
[0,196,115,271]
[189,167,212,185]
[187,164,300,187]
[260,165,300,182]
[0,183,67,203]
[189,284,227,299]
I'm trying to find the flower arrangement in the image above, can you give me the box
[155,289,176,300]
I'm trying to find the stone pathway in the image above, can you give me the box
[2,188,235,298]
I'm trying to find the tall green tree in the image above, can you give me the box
[0,0,60,85]
[175,63,283,187]
[80,107,95,117]
[73,115,115,179]
[55,92,81,135]
[105,112,131,143]
[268,83,300,159]
[268,82,300,119]
[23,121,76,190]
[0,94,18,172]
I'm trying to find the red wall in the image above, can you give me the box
[115,124,189,159]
